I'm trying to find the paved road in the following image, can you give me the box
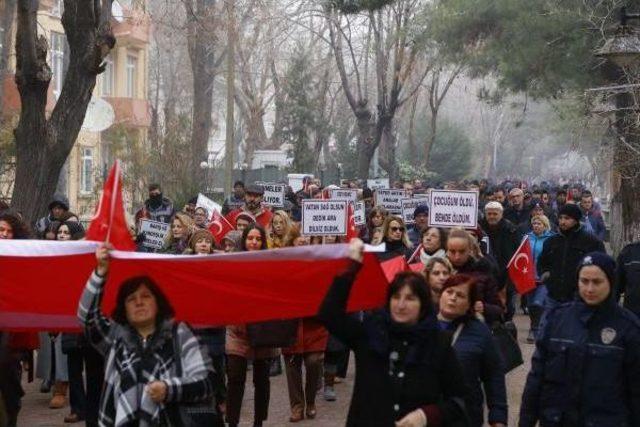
[18,315,535,426]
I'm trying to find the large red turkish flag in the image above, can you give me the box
[507,236,536,294]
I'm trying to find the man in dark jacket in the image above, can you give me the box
[504,188,532,234]
[579,191,606,241]
[35,194,70,234]
[407,205,429,248]
[616,240,640,317]
[537,204,606,304]
[135,183,175,225]
[480,201,523,320]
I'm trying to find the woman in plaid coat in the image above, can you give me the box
[78,244,217,426]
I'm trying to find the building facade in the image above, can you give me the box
[0,0,150,219]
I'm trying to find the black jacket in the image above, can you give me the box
[537,224,605,303]
[616,242,640,316]
[479,218,523,286]
[318,262,469,427]
[442,318,507,427]
[504,204,532,234]
[519,298,640,427]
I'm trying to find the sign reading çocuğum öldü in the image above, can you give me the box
[375,189,409,214]
[301,200,348,236]
[428,189,479,229]
[139,219,171,250]
[261,183,286,207]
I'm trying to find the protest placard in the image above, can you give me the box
[139,219,170,250]
[374,189,408,213]
[353,201,366,226]
[428,189,479,229]
[261,183,285,207]
[367,178,390,191]
[301,200,348,236]
[329,188,358,203]
[196,193,222,220]
[401,196,430,224]
[287,174,314,193]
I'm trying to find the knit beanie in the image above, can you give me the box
[413,204,429,218]
[559,203,582,223]
[577,252,616,287]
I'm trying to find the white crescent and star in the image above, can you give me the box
[514,253,529,273]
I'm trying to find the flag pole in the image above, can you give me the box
[105,160,120,243]
[506,235,529,270]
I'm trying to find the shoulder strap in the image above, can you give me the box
[172,323,183,377]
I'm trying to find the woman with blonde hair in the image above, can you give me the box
[424,257,454,305]
[160,212,194,254]
[378,215,413,261]
[269,210,295,248]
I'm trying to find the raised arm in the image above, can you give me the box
[77,244,114,356]
[318,239,366,348]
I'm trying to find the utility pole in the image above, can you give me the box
[224,0,235,198]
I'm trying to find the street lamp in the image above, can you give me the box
[593,6,640,251]
[200,160,210,194]
[596,7,640,68]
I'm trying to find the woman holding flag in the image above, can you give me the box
[319,238,469,427]
[77,244,219,426]
[525,215,555,343]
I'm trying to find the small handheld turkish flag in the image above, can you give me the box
[209,210,235,244]
[507,236,536,294]
[85,160,136,251]
[346,203,358,242]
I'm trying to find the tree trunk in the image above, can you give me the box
[378,117,396,182]
[610,90,640,253]
[187,0,216,194]
[424,108,438,168]
[355,103,375,180]
[11,0,114,224]
[0,0,17,111]
[407,93,419,167]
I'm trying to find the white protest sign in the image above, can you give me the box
[287,173,314,193]
[139,219,170,250]
[196,193,222,220]
[330,188,358,203]
[353,201,366,226]
[428,189,479,229]
[261,183,285,207]
[401,196,430,225]
[375,189,408,213]
[301,200,348,236]
[367,178,390,191]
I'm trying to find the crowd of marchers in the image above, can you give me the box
[1,175,640,427]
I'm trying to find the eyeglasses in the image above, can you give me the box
[390,226,405,232]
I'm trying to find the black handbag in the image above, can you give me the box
[246,319,298,348]
[171,325,224,427]
[491,321,524,372]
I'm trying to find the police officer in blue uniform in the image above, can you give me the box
[519,252,640,427]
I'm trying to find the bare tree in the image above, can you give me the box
[326,0,428,180]
[11,0,115,222]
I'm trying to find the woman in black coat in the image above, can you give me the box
[319,238,469,427]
